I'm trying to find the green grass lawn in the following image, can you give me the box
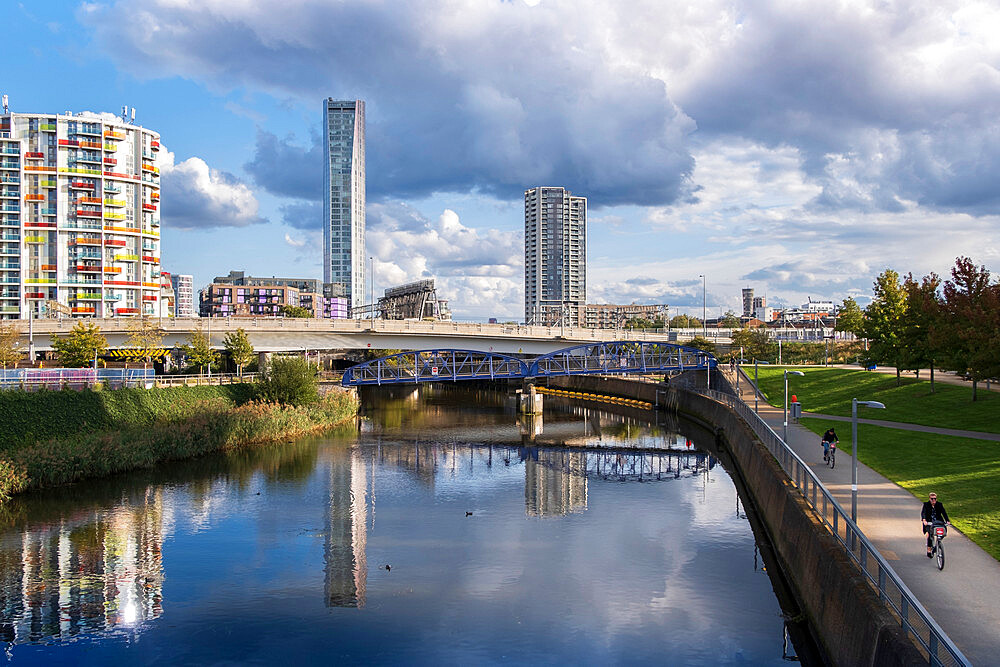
[800,417,1000,561]
[746,366,1000,434]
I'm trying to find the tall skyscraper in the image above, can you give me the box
[0,108,161,319]
[524,187,586,326]
[170,273,195,317]
[323,99,366,313]
[742,287,754,318]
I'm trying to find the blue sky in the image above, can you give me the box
[7,1,999,320]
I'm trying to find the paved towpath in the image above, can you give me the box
[802,412,1000,442]
[729,369,1000,666]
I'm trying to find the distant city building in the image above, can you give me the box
[753,295,767,311]
[741,288,754,318]
[524,450,588,517]
[579,303,668,329]
[0,107,161,319]
[377,279,451,321]
[323,99,366,312]
[199,273,348,319]
[170,273,195,317]
[802,297,835,313]
[158,271,175,319]
[755,306,775,322]
[524,186,586,326]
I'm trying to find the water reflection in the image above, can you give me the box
[0,490,166,645]
[0,384,810,665]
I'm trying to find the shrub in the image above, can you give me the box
[257,356,319,406]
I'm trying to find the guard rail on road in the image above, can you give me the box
[689,380,969,667]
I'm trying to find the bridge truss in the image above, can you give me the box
[341,341,714,386]
[341,349,529,386]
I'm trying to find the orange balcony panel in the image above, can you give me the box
[80,141,103,150]
[72,307,96,314]
[41,264,57,271]
[74,237,102,245]
[142,282,160,288]
[103,266,122,274]
[23,165,56,172]
[104,130,124,140]
[24,194,45,201]
[150,191,160,200]
[142,255,158,263]
[79,196,103,205]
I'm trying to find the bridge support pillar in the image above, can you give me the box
[518,382,543,415]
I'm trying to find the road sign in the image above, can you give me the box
[431,366,438,376]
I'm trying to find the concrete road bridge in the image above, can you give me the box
[21,317,728,355]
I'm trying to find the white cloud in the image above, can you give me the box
[284,233,305,247]
[159,148,267,229]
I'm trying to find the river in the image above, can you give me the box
[0,383,814,664]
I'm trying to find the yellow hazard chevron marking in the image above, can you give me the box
[534,386,651,409]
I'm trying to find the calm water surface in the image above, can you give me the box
[0,385,805,664]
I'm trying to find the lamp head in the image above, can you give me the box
[786,370,805,377]
[857,400,886,409]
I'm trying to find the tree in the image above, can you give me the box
[669,314,702,329]
[899,273,942,391]
[862,269,908,384]
[937,257,1000,401]
[835,297,864,337]
[731,327,776,361]
[279,304,311,318]
[0,321,23,368]
[720,310,740,328]
[685,336,716,354]
[181,326,221,374]
[50,321,107,368]
[257,355,319,406]
[124,315,164,366]
[224,328,255,376]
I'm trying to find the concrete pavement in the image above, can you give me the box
[730,368,999,665]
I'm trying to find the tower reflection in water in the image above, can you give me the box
[0,490,167,645]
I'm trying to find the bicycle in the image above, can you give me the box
[930,520,948,570]
[827,441,836,469]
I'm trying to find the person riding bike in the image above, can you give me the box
[821,428,838,462]
[921,492,950,557]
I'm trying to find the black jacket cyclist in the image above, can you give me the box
[921,492,950,556]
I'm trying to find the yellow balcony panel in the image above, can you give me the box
[40,180,57,188]
[114,254,140,261]
[103,198,126,207]
[103,211,126,220]
[25,278,56,284]
[25,236,47,243]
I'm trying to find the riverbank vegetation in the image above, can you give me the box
[0,367,358,499]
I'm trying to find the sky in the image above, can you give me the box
[6,0,1000,321]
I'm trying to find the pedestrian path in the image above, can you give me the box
[802,412,1000,442]
[729,369,1000,666]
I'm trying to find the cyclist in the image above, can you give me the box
[921,492,950,557]
[821,428,838,463]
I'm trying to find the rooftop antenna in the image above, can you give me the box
[122,105,127,121]
[2,95,8,114]
[130,107,136,123]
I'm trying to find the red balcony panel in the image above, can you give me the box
[142,295,158,301]
[106,280,140,286]
[116,307,139,314]
[150,140,160,150]
[24,152,44,159]
[142,203,156,211]
[76,265,102,272]
[25,292,46,299]
[58,139,80,147]
[76,210,102,218]
[103,157,117,165]
[104,239,127,247]
[70,181,95,189]
[25,222,56,228]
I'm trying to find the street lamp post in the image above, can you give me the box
[852,398,886,525]
[783,370,804,442]
[699,274,706,338]
[369,256,375,324]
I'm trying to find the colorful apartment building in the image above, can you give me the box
[0,107,161,319]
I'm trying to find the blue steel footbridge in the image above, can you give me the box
[341,341,716,387]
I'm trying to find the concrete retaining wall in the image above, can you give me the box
[546,374,923,666]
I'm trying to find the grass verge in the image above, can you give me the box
[800,417,1000,561]
[746,366,1000,433]
[0,389,358,499]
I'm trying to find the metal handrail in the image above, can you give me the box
[687,381,969,667]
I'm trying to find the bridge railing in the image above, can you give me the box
[687,382,969,667]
